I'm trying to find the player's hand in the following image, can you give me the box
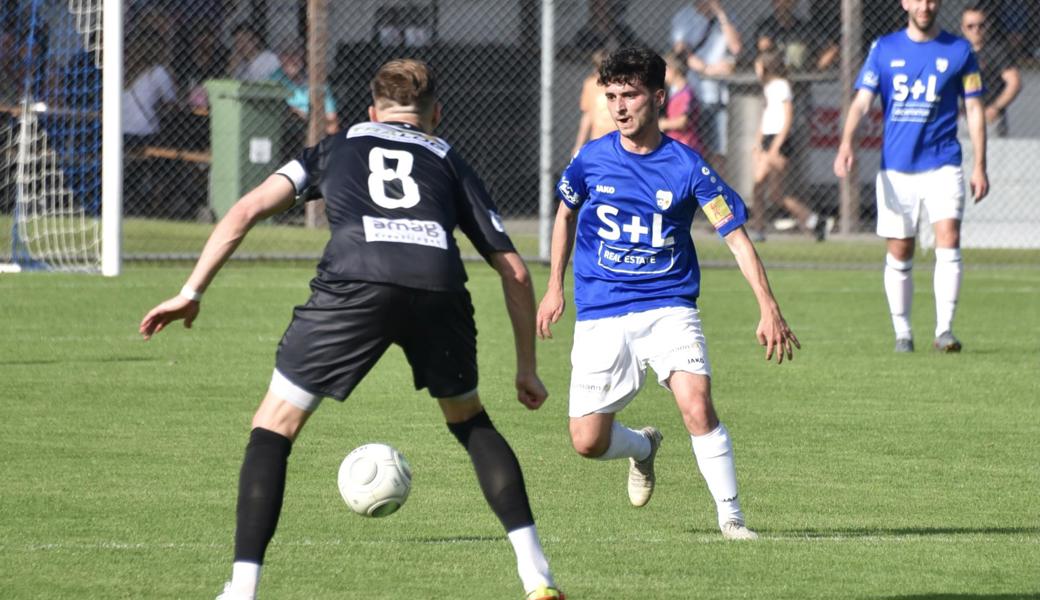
[970,166,989,203]
[756,310,800,364]
[536,289,566,339]
[139,295,200,340]
[833,144,855,178]
[984,106,1000,124]
[515,371,548,410]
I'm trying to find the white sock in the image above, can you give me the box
[507,525,555,593]
[933,247,962,337]
[690,423,743,529]
[596,421,651,461]
[884,253,914,339]
[228,561,261,598]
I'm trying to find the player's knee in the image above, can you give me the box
[569,426,609,458]
[678,401,717,435]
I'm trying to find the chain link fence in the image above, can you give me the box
[2,0,1038,269]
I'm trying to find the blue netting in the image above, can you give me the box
[4,0,102,268]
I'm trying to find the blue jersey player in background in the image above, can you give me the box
[834,0,989,353]
[537,46,800,541]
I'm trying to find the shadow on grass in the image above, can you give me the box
[3,356,159,366]
[404,535,502,544]
[683,526,1040,537]
[869,590,1040,594]
[770,526,1040,537]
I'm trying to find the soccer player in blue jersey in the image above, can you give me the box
[537,46,800,540]
[834,0,989,353]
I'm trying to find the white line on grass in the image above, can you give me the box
[8,533,1038,553]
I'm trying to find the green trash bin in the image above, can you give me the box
[205,79,287,219]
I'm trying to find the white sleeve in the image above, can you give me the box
[276,160,308,195]
[156,67,177,103]
[248,51,282,80]
[765,79,792,104]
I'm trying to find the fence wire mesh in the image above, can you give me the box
[2,0,1038,269]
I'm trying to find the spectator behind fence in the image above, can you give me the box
[753,0,813,71]
[961,4,1020,138]
[660,53,702,153]
[671,0,741,176]
[808,0,840,71]
[561,0,644,62]
[228,23,281,82]
[271,43,339,160]
[749,50,823,242]
[271,44,338,132]
[571,49,615,157]
[123,27,177,145]
[175,23,229,109]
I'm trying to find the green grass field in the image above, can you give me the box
[2,262,1038,599]
[4,215,1040,268]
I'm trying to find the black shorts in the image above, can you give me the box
[275,281,478,401]
[761,134,793,158]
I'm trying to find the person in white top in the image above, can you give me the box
[122,28,177,141]
[671,0,742,175]
[750,50,822,241]
[228,23,281,82]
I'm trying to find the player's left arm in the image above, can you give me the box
[961,46,989,203]
[964,95,989,203]
[139,175,296,339]
[723,226,801,363]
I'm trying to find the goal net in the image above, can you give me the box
[1,0,108,273]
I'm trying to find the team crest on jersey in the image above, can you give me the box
[655,190,673,210]
[935,58,949,73]
[558,176,582,205]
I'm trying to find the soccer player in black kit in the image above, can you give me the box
[140,58,565,600]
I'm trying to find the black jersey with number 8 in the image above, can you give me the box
[276,121,515,292]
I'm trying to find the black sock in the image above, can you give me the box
[447,410,535,532]
[233,427,293,564]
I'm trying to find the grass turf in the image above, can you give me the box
[1,263,1038,599]
[3,215,1040,267]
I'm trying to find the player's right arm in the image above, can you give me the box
[833,88,875,178]
[491,251,549,410]
[536,201,577,340]
[139,175,296,340]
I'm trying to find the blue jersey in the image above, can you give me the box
[557,132,747,321]
[856,30,983,172]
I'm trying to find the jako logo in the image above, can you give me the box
[595,184,615,194]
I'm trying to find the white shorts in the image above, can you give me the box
[875,166,965,239]
[568,306,711,418]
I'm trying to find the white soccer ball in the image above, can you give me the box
[337,443,412,518]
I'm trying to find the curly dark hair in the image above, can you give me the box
[597,46,666,91]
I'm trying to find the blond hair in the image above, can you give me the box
[370,58,437,115]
